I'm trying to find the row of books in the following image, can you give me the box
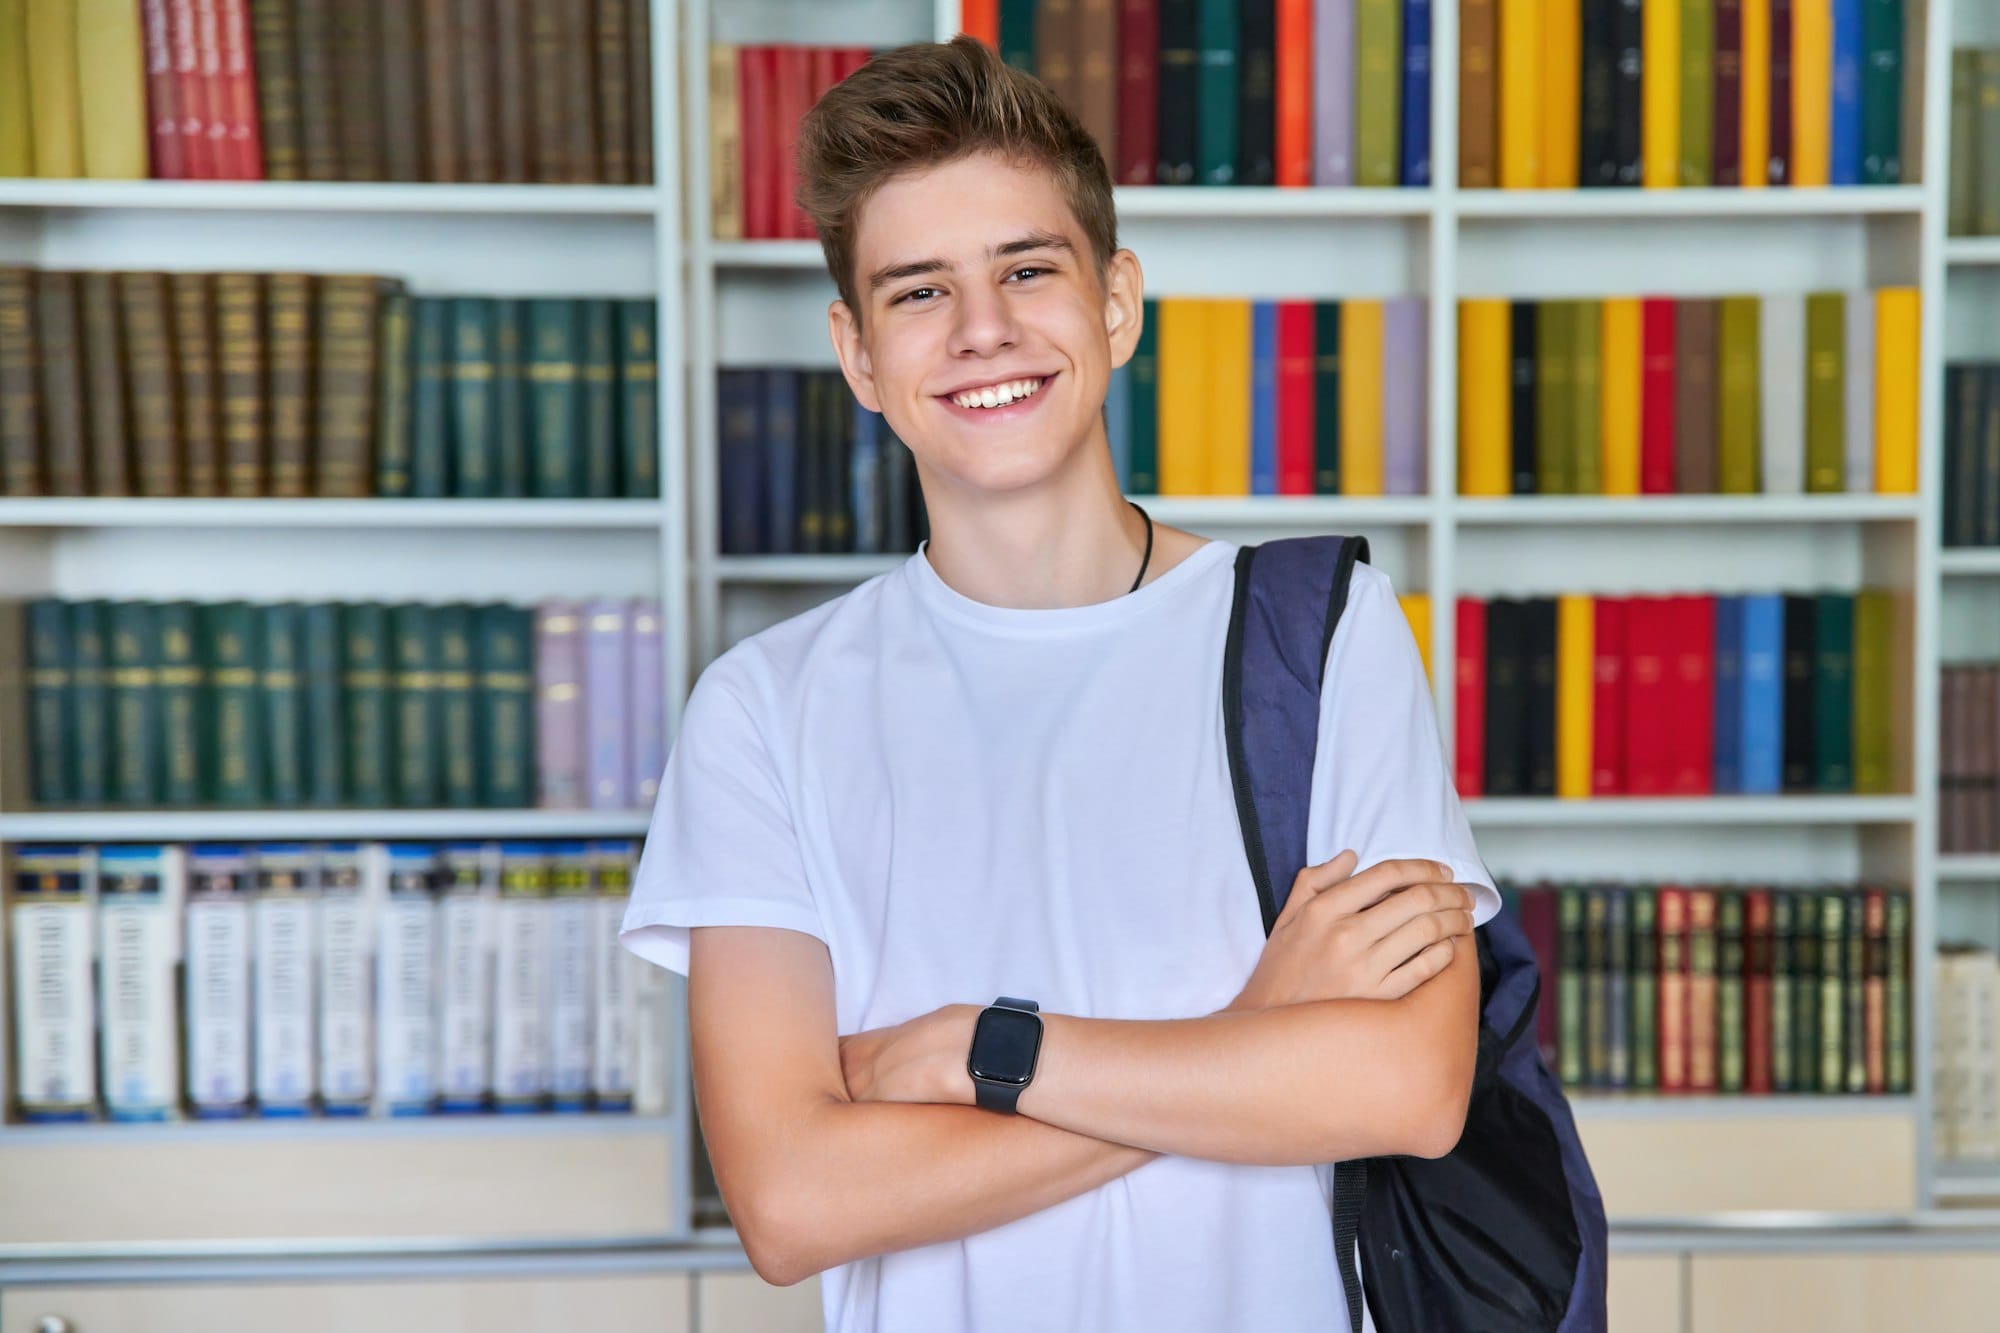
[1938,663,2000,856]
[1937,944,2000,1160]
[1505,880,1910,1095]
[1453,590,1898,800]
[6,840,672,1124]
[0,0,653,184]
[1457,290,1922,499]
[18,598,665,813]
[709,45,872,241]
[1944,362,2000,549]
[0,270,660,501]
[1463,0,1920,190]
[1947,49,2000,237]
[961,0,1429,189]
[717,370,930,558]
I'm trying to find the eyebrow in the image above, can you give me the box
[866,230,1077,292]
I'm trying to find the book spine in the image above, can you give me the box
[1863,887,1886,1091]
[69,602,109,805]
[1688,888,1718,1091]
[581,301,619,498]
[34,272,86,497]
[494,849,553,1109]
[434,604,479,808]
[534,602,585,808]
[591,845,638,1108]
[185,853,252,1116]
[293,0,339,179]
[390,603,437,806]
[527,299,580,498]
[1458,0,1493,187]
[373,291,413,497]
[549,847,596,1108]
[1630,886,1658,1089]
[341,603,392,807]
[1558,885,1585,1085]
[155,601,204,805]
[1819,891,1844,1091]
[1843,888,1866,1091]
[109,602,162,805]
[216,0,261,178]
[142,0,187,177]
[477,605,535,808]
[206,601,263,806]
[455,0,497,182]
[215,272,264,497]
[168,273,220,496]
[379,0,426,181]
[9,854,97,1119]
[250,857,316,1113]
[1717,890,1746,1092]
[315,848,373,1110]
[258,603,304,806]
[1771,889,1796,1090]
[1885,889,1910,1092]
[618,301,659,499]
[437,848,496,1110]
[1120,0,1160,184]
[627,0,653,184]
[1714,0,1744,184]
[377,847,439,1113]
[97,848,182,1119]
[300,604,342,805]
[420,0,459,181]
[312,276,384,498]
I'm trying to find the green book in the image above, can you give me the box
[373,291,413,497]
[1129,298,1160,494]
[1843,889,1866,1093]
[1770,890,1796,1092]
[1804,293,1846,492]
[154,602,204,807]
[1537,301,1575,496]
[1717,296,1761,494]
[1818,891,1844,1092]
[998,0,1036,72]
[1584,885,1607,1086]
[476,604,535,808]
[340,602,394,807]
[108,602,160,807]
[300,603,344,806]
[1558,886,1585,1086]
[1717,891,1745,1092]
[493,298,529,498]
[1678,0,1714,185]
[617,300,659,499]
[26,600,74,805]
[1812,592,1854,792]
[434,603,479,808]
[1354,0,1403,186]
[1949,51,1977,235]
[68,600,109,805]
[1606,886,1630,1088]
[1629,887,1658,1090]
[1858,0,1902,183]
[1850,590,1894,793]
[1793,891,1821,1093]
[528,298,581,498]
[1885,891,1909,1093]
[450,297,497,498]
[259,603,306,807]
[1314,300,1341,495]
[409,298,452,498]
[581,301,618,498]
[1571,300,1603,496]
[391,602,438,807]
[1195,0,1238,185]
[204,601,264,807]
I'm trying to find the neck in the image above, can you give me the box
[916,461,1153,611]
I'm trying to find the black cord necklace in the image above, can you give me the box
[1127,499,1154,594]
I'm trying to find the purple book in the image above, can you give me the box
[1314,0,1355,186]
[582,599,631,810]
[627,599,665,807]
[1382,296,1427,494]
[533,601,586,809]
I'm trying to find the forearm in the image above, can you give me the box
[765,1098,1158,1286]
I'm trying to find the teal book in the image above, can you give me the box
[493,298,529,498]
[300,602,344,806]
[68,600,109,805]
[476,604,535,808]
[581,300,618,498]
[617,300,659,498]
[1129,298,1159,493]
[26,600,74,805]
[391,603,438,807]
[109,602,161,807]
[204,602,265,807]
[1195,0,1239,185]
[1314,300,1342,494]
[340,602,394,807]
[450,298,497,498]
[374,291,413,497]
[434,603,480,808]
[409,298,452,498]
[259,603,307,807]
[155,601,204,807]
[528,298,581,498]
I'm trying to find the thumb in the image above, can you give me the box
[1275,848,1358,927]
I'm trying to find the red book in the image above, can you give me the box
[168,0,214,178]
[1640,298,1677,495]
[1454,598,1487,798]
[835,48,872,82]
[194,0,231,177]
[1276,301,1316,494]
[773,45,815,239]
[1275,0,1313,185]
[141,0,185,178]
[1668,595,1715,795]
[810,46,841,101]
[1745,888,1773,1093]
[1518,884,1560,1071]
[1657,885,1689,1091]
[1622,595,1672,795]
[217,0,262,179]
[738,46,775,239]
[960,0,999,45]
[1591,595,1626,795]
[1117,0,1158,184]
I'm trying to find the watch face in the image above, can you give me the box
[968,1005,1042,1085]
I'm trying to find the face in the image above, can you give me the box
[828,150,1144,497]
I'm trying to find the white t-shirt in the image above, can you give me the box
[620,535,1502,1333]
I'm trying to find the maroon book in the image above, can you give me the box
[1519,885,1561,1071]
[1713,0,1743,185]
[1769,0,1793,184]
[1117,0,1159,184]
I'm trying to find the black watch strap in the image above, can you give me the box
[973,997,1040,1115]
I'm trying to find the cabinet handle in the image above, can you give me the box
[36,1317,74,1333]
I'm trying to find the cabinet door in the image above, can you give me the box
[695,1271,824,1333]
[2,1276,690,1333]
[1609,1254,1682,1333]
[1691,1254,2000,1332]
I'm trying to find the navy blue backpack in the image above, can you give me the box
[1220,534,1608,1333]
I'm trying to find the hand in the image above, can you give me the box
[1227,852,1476,1012]
[838,1003,983,1107]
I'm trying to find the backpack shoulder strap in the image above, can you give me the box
[1221,531,1372,1333]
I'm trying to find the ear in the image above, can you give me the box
[1102,248,1145,372]
[829,299,882,413]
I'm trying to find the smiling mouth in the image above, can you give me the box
[938,374,1055,411]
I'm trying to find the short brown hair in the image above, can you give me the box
[795,35,1119,327]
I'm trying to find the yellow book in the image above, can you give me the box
[1499,0,1543,188]
[1643,0,1681,188]
[1399,593,1434,684]
[1543,0,1581,188]
[1792,0,1831,186]
[0,0,31,176]
[1458,299,1512,495]
[1873,287,1919,493]
[1156,299,1209,495]
[1340,300,1385,494]
[709,46,743,240]
[1600,298,1642,494]
[1208,298,1254,495]
[24,0,80,178]
[76,0,147,179]
[1557,594,1594,799]
[1741,0,1770,186]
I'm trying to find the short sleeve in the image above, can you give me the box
[1312,564,1503,928]
[619,652,829,977]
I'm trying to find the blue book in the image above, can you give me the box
[1829,0,1864,185]
[1711,596,1743,793]
[1105,361,1132,494]
[1400,0,1432,186]
[1738,594,1786,793]
[763,369,799,555]
[850,401,884,555]
[1250,301,1279,494]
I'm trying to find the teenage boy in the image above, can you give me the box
[620,35,1502,1333]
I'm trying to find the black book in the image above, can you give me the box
[1580,0,1618,185]
[1982,366,2000,547]
[1943,364,1964,547]
[1157,0,1200,185]
[1524,596,1559,796]
[1611,0,1644,184]
[1236,0,1277,186]
[1781,593,1817,791]
[1510,301,1538,493]
[820,371,855,555]
[797,372,826,556]
[1483,598,1525,797]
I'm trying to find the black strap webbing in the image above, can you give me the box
[1334,1158,1366,1333]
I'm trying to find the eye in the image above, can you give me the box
[894,286,941,306]
[1008,266,1049,282]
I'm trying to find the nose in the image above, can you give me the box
[948,280,1021,360]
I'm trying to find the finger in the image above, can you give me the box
[1368,906,1470,975]
[1321,857,1455,914]
[1314,875,1462,937]
[1278,849,1359,927]
[1377,937,1456,999]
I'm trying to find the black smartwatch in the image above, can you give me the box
[968,996,1043,1114]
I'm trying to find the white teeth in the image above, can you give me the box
[953,377,1044,410]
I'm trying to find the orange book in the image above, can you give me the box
[1498,0,1543,187]
[1741,0,1770,186]
[1459,299,1512,495]
[1339,300,1385,494]
[1208,299,1254,495]
[960,0,999,46]
[1600,298,1642,494]
[1542,0,1581,188]
[1688,888,1718,1092]
[1658,886,1689,1090]
[1156,299,1210,495]
[1277,0,1314,185]
[1557,594,1594,798]
[1874,287,1919,493]
[1643,0,1682,187]
[1792,0,1831,186]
